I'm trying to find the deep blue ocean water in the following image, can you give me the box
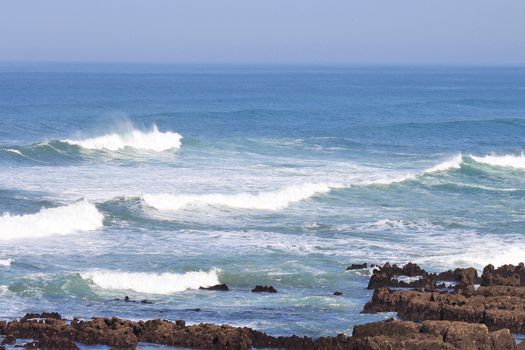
[0,63,524,343]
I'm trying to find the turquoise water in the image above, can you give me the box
[0,63,524,338]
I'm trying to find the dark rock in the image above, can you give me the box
[22,312,62,320]
[252,285,277,293]
[38,333,79,350]
[0,313,518,349]
[199,283,230,291]
[438,267,480,287]
[72,317,138,348]
[346,263,368,270]
[367,262,437,289]
[113,296,134,302]
[16,341,39,349]
[351,319,515,350]
[1,335,16,345]
[141,299,154,304]
[482,263,525,286]
[333,291,343,296]
[363,285,525,333]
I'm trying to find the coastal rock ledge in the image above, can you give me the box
[363,262,525,334]
[0,313,517,349]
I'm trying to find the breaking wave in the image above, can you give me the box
[142,182,342,211]
[470,153,525,170]
[63,125,182,152]
[0,259,12,267]
[2,148,23,156]
[80,268,220,294]
[361,155,464,186]
[0,201,104,240]
[423,154,463,174]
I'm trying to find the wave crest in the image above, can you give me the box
[0,201,104,240]
[470,153,525,169]
[423,154,463,174]
[0,259,12,267]
[64,125,182,152]
[142,183,340,211]
[81,268,220,294]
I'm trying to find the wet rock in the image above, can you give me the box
[141,299,154,304]
[22,312,62,320]
[72,317,138,348]
[0,314,518,350]
[252,285,277,293]
[16,341,39,349]
[363,286,525,333]
[367,262,437,289]
[351,319,516,350]
[138,319,259,349]
[1,335,16,345]
[2,318,73,345]
[333,291,343,296]
[38,333,80,350]
[113,296,134,302]
[347,263,368,270]
[437,267,480,286]
[199,283,230,291]
[482,263,525,286]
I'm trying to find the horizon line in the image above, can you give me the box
[1,60,525,68]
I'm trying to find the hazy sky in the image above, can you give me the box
[1,0,524,64]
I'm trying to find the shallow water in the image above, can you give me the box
[0,63,524,339]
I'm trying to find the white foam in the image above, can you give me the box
[64,125,182,152]
[393,275,422,284]
[142,182,341,211]
[361,173,416,186]
[0,259,13,266]
[358,218,440,232]
[423,154,463,174]
[358,155,463,186]
[2,148,23,156]
[81,268,220,294]
[443,244,525,271]
[470,153,525,169]
[0,201,103,240]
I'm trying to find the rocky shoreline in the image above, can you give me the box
[1,262,524,349]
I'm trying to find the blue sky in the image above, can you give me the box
[1,0,524,64]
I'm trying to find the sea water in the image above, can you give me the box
[0,63,524,339]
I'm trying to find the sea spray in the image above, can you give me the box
[64,125,182,152]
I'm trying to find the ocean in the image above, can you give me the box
[0,63,524,340]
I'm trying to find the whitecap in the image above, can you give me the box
[64,125,182,152]
[0,259,13,267]
[423,154,463,174]
[2,148,24,156]
[0,200,104,240]
[470,153,525,170]
[142,182,342,211]
[81,268,220,294]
